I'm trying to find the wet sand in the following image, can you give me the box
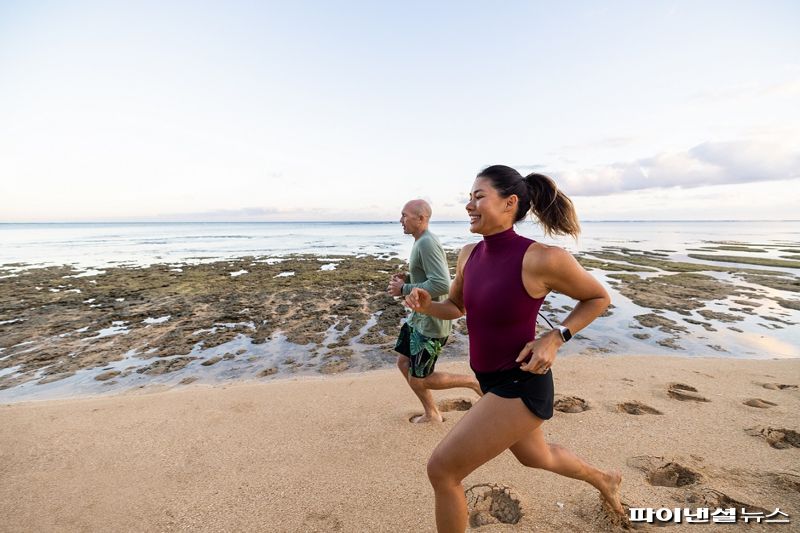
[1,356,798,532]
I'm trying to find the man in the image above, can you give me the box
[388,199,481,423]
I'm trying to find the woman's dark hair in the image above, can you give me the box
[476,165,580,237]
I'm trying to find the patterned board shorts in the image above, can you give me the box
[393,322,448,378]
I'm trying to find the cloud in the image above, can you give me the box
[442,192,470,208]
[549,136,636,156]
[512,164,549,173]
[690,78,800,103]
[556,140,800,196]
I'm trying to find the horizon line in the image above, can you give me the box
[1,219,799,224]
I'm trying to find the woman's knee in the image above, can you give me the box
[427,452,459,488]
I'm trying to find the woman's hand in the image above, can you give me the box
[515,330,563,374]
[404,287,432,313]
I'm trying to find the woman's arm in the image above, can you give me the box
[404,243,476,320]
[517,245,610,373]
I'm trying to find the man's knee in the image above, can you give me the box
[409,375,428,391]
[396,355,409,373]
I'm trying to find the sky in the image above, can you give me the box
[1,1,799,222]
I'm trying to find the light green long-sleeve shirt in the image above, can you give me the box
[401,230,452,339]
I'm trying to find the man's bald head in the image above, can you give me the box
[404,199,432,219]
[400,199,432,238]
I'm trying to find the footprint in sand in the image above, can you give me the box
[438,398,474,412]
[743,398,777,408]
[760,382,798,390]
[667,383,710,402]
[627,456,701,487]
[465,483,523,527]
[769,471,800,493]
[617,401,663,415]
[554,396,589,413]
[745,426,800,449]
[301,511,342,532]
[683,487,766,514]
[408,398,475,423]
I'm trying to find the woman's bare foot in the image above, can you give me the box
[410,412,443,423]
[597,470,624,516]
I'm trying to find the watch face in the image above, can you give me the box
[559,326,572,342]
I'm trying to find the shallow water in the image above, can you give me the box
[0,220,798,402]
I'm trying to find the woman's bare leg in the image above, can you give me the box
[426,393,544,532]
[509,427,624,515]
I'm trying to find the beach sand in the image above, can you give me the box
[2,355,799,532]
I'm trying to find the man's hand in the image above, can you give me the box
[387,276,405,297]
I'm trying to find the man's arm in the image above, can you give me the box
[404,243,474,319]
[401,239,450,298]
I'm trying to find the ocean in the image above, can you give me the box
[1,220,798,270]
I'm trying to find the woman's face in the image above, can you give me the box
[465,177,517,235]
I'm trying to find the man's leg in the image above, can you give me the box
[408,374,443,423]
[415,371,482,396]
[398,355,442,423]
[396,353,410,376]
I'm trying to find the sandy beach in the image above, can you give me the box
[2,0,798,529]
[1,228,798,531]
[2,356,798,532]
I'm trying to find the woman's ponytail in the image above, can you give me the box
[475,165,581,238]
[523,173,580,238]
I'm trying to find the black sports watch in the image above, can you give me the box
[557,326,572,343]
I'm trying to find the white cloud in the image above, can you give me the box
[557,140,800,196]
[691,78,800,103]
[573,178,800,221]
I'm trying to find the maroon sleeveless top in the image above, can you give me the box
[463,227,545,373]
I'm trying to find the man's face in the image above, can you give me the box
[400,204,423,235]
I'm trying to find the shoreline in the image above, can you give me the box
[2,355,798,532]
[1,244,798,403]
[0,349,793,407]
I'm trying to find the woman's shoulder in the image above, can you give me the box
[523,242,574,272]
[455,242,479,270]
[458,242,480,259]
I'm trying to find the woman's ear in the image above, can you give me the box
[505,194,518,211]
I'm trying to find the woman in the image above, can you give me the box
[405,165,624,532]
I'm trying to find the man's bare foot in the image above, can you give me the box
[410,412,443,423]
[470,379,484,397]
[598,470,624,516]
